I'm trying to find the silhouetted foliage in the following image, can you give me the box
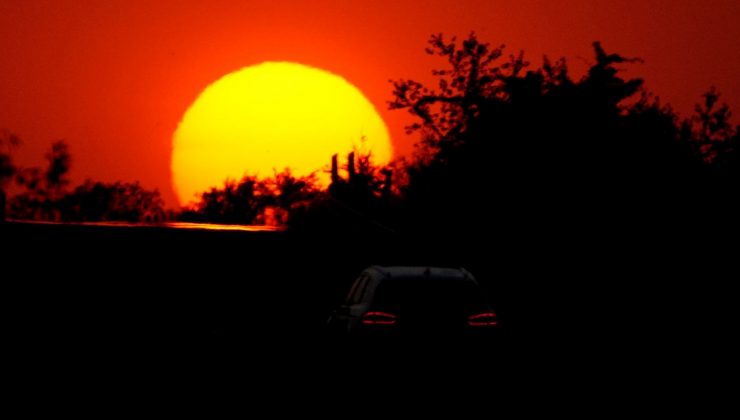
[0,131,20,221]
[387,33,736,236]
[688,88,737,163]
[0,131,20,188]
[189,176,266,225]
[713,129,740,181]
[288,147,396,233]
[180,169,319,225]
[60,180,165,223]
[262,169,321,225]
[11,141,72,220]
[44,140,71,195]
[8,140,164,223]
[329,147,390,207]
[389,33,510,156]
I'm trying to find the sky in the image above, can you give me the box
[1,0,738,207]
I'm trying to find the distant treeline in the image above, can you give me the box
[2,34,737,231]
[0,140,166,223]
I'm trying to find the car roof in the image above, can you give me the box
[365,266,476,282]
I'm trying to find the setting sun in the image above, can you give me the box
[171,62,392,205]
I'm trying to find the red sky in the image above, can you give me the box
[2,0,738,207]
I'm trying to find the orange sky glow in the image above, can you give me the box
[1,0,738,207]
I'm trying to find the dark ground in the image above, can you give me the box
[2,220,735,399]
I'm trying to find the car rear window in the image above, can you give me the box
[372,278,485,311]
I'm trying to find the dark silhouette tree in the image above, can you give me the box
[0,131,19,185]
[60,181,165,223]
[389,33,512,158]
[680,88,740,217]
[0,131,20,221]
[689,88,736,164]
[184,176,265,225]
[44,140,71,196]
[8,140,164,223]
[714,128,739,181]
[388,33,710,236]
[181,169,319,226]
[288,148,396,233]
[11,140,71,220]
[260,169,319,225]
[329,149,388,208]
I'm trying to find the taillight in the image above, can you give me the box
[468,311,497,327]
[362,311,398,326]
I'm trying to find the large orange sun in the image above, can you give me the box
[172,62,393,205]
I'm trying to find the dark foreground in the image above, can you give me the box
[2,221,736,399]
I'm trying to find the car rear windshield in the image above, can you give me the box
[372,278,486,311]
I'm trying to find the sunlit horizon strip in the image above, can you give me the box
[8,219,285,232]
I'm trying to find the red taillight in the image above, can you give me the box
[468,311,497,327]
[362,311,398,326]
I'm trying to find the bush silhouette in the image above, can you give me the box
[179,169,319,226]
[8,140,164,223]
[388,33,736,236]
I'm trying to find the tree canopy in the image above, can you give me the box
[386,33,737,236]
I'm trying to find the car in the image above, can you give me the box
[327,266,497,338]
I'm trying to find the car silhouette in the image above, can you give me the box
[327,266,497,338]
